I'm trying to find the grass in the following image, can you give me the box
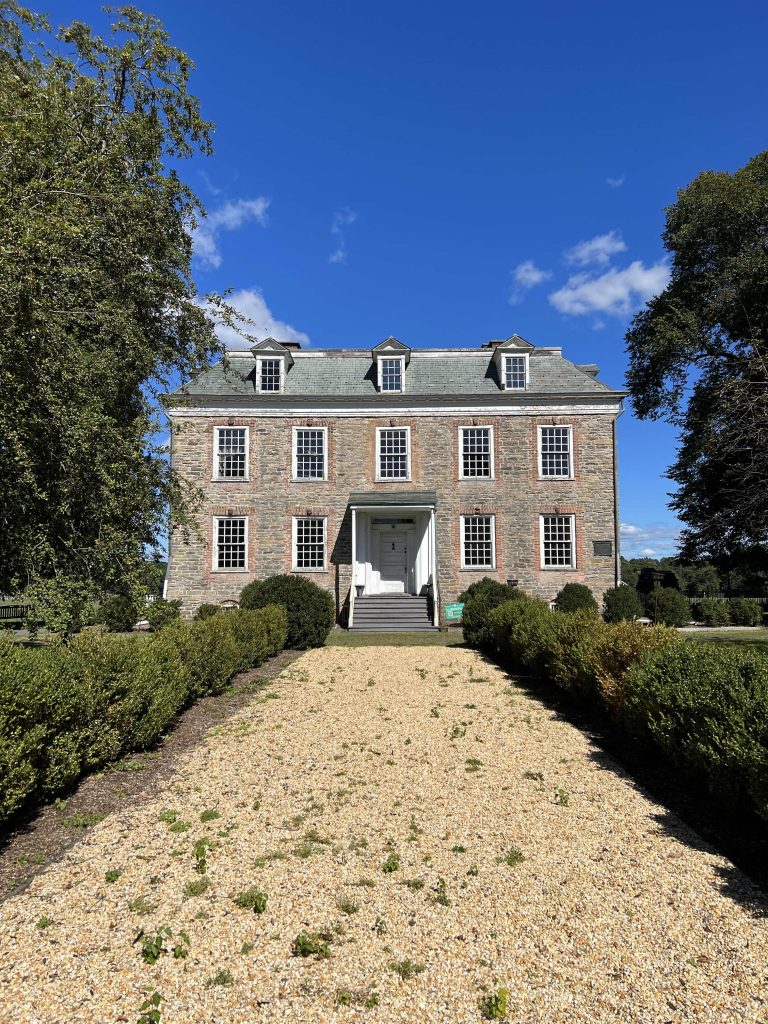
[685,627,768,652]
[327,630,464,647]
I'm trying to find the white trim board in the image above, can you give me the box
[168,402,622,419]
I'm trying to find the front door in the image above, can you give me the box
[378,531,407,593]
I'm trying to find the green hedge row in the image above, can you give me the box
[479,592,768,822]
[0,606,287,825]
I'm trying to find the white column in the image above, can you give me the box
[350,507,357,628]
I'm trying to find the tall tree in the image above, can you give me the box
[0,4,241,608]
[626,152,768,561]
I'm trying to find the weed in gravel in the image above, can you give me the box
[105,869,122,883]
[128,897,157,916]
[157,810,178,825]
[554,787,570,807]
[467,864,479,876]
[251,799,261,811]
[523,770,544,782]
[205,969,233,988]
[430,707,440,718]
[449,722,467,739]
[431,877,451,906]
[168,820,190,834]
[193,838,211,874]
[415,667,428,679]
[16,852,45,867]
[336,896,360,915]
[373,916,388,934]
[479,987,509,1019]
[408,816,424,841]
[381,852,401,873]
[451,845,467,854]
[253,851,287,867]
[402,878,425,891]
[389,958,425,980]
[36,915,54,929]
[234,887,268,913]
[140,930,168,965]
[137,991,162,1024]
[336,988,380,1008]
[351,877,376,888]
[200,809,220,822]
[61,811,105,828]
[497,848,525,868]
[291,932,331,959]
[184,876,210,898]
[464,758,483,772]
[349,836,368,852]
[240,942,255,954]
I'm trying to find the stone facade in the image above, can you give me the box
[165,391,621,623]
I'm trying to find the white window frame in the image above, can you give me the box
[376,425,411,481]
[539,514,576,570]
[212,426,249,481]
[292,426,328,482]
[256,356,284,393]
[537,425,574,480]
[212,515,249,572]
[377,356,405,393]
[460,514,497,570]
[458,425,495,480]
[292,515,327,572]
[502,353,529,391]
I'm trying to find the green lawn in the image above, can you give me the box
[685,627,768,653]
[327,629,465,647]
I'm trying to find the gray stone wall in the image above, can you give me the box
[165,411,619,621]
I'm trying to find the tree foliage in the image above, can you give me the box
[625,152,768,561]
[0,4,244,602]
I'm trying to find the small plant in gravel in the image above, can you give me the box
[240,941,255,954]
[172,932,191,959]
[554,787,570,807]
[128,897,157,916]
[291,932,331,959]
[373,916,387,934]
[336,988,380,1008]
[408,816,424,840]
[430,706,440,718]
[479,987,509,1019]
[168,820,190,834]
[389,958,425,981]
[381,852,401,873]
[402,878,425,891]
[137,991,162,1024]
[36,915,54,929]
[199,809,220,822]
[193,838,211,874]
[336,896,360,915]
[467,864,479,877]
[351,877,376,888]
[253,851,288,867]
[184,876,210,898]
[205,969,233,988]
[431,877,450,907]
[140,930,169,965]
[105,869,122,883]
[497,848,525,867]
[234,887,268,913]
[523,770,544,782]
[157,810,178,825]
[465,758,483,772]
[451,845,467,854]
[61,811,105,828]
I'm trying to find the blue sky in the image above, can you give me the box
[54,1,768,556]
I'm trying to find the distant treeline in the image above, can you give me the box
[621,548,768,597]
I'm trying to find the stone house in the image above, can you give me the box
[164,334,624,629]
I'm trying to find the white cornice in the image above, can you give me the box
[167,401,622,419]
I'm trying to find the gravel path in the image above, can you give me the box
[0,646,766,1023]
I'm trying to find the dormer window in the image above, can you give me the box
[503,354,528,390]
[379,357,404,392]
[258,358,282,392]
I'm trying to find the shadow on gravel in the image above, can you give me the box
[477,652,768,912]
[0,648,301,902]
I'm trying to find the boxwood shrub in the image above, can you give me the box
[460,578,528,650]
[0,605,287,825]
[240,575,335,649]
[554,582,598,615]
[602,585,643,623]
[645,587,691,627]
[692,597,730,627]
[729,598,763,627]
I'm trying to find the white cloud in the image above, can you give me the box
[620,522,681,557]
[565,230,627,267]
[508,259,551,305]
[192,198,270,269]
[329,206,357,265]
[549,259,670,317]
[201,287,310,349]
[606,175,626,188]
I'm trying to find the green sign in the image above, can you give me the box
[445,602,464,621]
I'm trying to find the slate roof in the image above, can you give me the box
[168,346,623,402]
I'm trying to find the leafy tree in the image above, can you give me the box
[0,4,245,612]
[626,152,768,560]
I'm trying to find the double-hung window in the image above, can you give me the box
[460,515,496,569]
[258,358,282,392]
[459,426,493,478]
[538,425,572,479]
[213,516,247,570]
[503,354,527,390]
[294,427,327,480]
[540,514,576,568]
[378,357,404,392]
[293,516,327,571]
[214,427,248,479]
[377,427,410,480]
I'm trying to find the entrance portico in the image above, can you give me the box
[348,491,439,627]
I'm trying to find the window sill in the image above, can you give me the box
[291,478,328,484]
[211,568,250,574]
[459,565,496,572]
[540,566,577,571]
[537,476,575,482]
[375,478,412,484]
[211,478,250,483]
[291,567,328,574]
[458,476,496,481]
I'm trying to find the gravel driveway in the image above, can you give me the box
[0,646,766,1023]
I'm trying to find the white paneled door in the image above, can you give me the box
[378,532,407,593]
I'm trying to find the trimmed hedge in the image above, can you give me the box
[692,597,730,627]
[729,598,763,627]
[554,582,598,614]
[0,606,287,825]
[240,575,335,649]
[602,585,643,623]
[98,595,137,633]
[645,587,691,627]
[624,643,768,820]
[460,578,527,650]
